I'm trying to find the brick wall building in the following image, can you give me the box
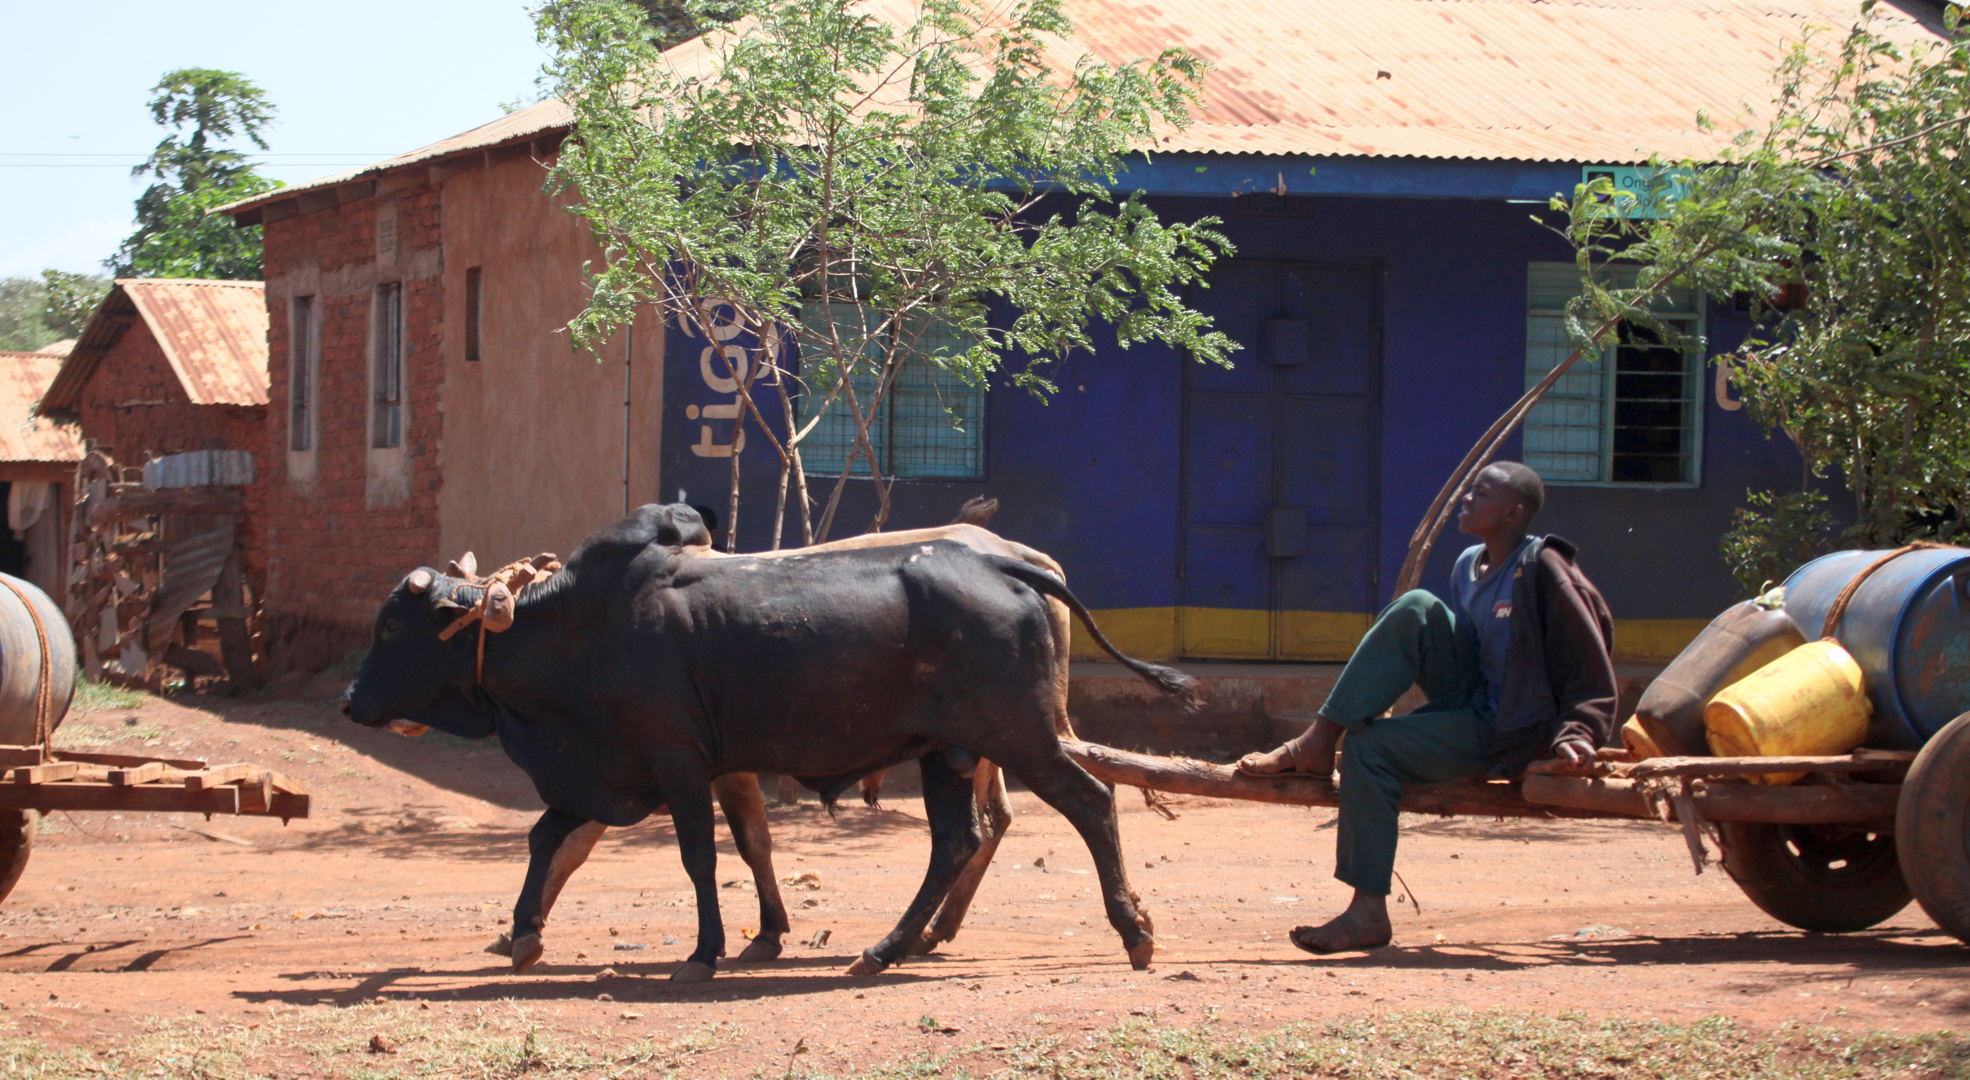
[0,344,84,603]
[42,280,271,594]
[225,105,665,671]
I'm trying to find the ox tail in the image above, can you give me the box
[985,556,1203,711]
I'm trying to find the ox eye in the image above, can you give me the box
[382,618,403,637]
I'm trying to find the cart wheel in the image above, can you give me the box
[1719,819,1911,933]
[1897,711,1970,945]
[0,809,33,904]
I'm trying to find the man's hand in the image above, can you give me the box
[1553,735,1595,766]
[1522,734,1600,778]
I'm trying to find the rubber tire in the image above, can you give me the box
[1719,818,1911,933]
[0,810,33,904]
[1897,711,1970,945]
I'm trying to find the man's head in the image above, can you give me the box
[1456,461,1544,542]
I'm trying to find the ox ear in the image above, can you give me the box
[406,568,433,594]
[431,590,468,612]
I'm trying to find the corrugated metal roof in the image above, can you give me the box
[123,279,269,407]
[221,100,572,218]
[221,0,1945,217]
[0,351,85,464]
[1051,0,1943,162]
[41,279,269,419]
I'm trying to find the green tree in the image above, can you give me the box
[0,278,54,353]
[0,273,110,352]
[540,0,1235,548]
[40,271,110,337]
[110,68,283,280]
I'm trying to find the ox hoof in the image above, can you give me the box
[906,933,943,957]
[509,933,545,974]
[1127,938,1156,971]
[737,937,783,962]
[485,932,514,958]
[845,952,890,976]
[670,961,716,983]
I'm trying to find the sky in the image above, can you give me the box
[1,1,551,280]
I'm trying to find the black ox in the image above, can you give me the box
[342,503,1194,980]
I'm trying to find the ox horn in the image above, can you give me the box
[447,551,480,580]
[406,569,433,594]
[482,582,516,632]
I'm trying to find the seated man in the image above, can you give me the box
[1238,461,1616,953]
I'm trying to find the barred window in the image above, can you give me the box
[371,282,404,449]
[796,304,984,479]
[289,295,316,452]
[1523,262,1703,485]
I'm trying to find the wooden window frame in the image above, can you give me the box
[371,282,405,449]
[288,294,317,452]
[465,266,483,363]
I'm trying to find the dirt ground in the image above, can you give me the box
[3,676,1966,1074]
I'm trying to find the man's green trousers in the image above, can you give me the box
[1322,589,1496,896]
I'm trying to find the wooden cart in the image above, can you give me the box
[1066,707,1970,945]
[0,744,310,903]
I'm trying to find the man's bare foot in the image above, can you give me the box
[1288,891,1392,954]
[1237,716,1342,777]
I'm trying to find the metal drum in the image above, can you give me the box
[1783,547,1970,749]
[0,572,74,747]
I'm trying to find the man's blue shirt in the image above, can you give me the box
[1449,538,1534,714]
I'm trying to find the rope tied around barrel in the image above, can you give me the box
[434,553,561,684]
[1818,541,1950,642]
[0,577,53,764]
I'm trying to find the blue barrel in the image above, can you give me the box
[1782,547,1970,749]
[0,573,74,748]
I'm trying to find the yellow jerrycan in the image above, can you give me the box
[1703,640,1871,784]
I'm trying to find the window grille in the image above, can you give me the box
[372,283,404,449]
[1523,263,1702,485]
[796,303,984,479]
[289,295,315,452]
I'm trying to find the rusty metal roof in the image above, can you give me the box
[1053,0,1944,162]
[41,279,269,419]
[222,100,572,219]
[0,350,85,464]
[221,0,1945,219]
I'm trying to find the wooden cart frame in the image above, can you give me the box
[0,744,311,903]
[1066,707,1970,945]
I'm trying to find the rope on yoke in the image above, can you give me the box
[1819,541,1948,641]
[435,553,561,683]
[0,577,54,764]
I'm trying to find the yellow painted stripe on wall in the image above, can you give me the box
[1178,606,1270,658]
[1069,607,1370,663]
[1612,618,1710,665]
[1276,610,1373,661]
[1068,607,1180,662]
[1071,607,1708,667]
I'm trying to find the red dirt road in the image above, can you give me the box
[3,678,1964,1072]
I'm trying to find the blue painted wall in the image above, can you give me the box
[659,190,1806,639]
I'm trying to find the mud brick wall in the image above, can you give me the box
[260,182,446,671]
[72,326,269,594]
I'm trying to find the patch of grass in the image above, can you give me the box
[327,647,367,682]
[951,1012,1970,1080]
[0,1005,742,1080]
[51,717,169,749]
[69,679,148,714]
[0,1008,1963,1080]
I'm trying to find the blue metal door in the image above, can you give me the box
[1179,262,1379,659]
